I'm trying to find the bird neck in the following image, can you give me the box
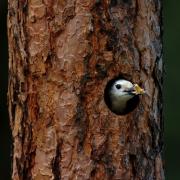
[110,94,133,113]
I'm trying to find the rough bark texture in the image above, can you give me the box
[8,0,164,179]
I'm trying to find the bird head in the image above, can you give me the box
[104,78,145,115]
[111,79,145,98]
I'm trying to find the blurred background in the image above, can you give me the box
[163,1,180,179]
[0,0,11,179]
[0,0,179,179]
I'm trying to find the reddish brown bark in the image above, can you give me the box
[8,0,164,179]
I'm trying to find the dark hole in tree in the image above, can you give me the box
[104,76,140,115]
[0,0,12,179]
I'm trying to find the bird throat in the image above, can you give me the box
[111,94,133,113]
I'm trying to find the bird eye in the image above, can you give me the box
[115,84,121,89]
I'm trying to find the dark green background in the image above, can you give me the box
[164,1,180,179]
[0,0,179,179]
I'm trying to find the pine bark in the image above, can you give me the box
[8,0,164,179]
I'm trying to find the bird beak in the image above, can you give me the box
[132,84,145,95]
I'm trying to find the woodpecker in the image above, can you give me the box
[104,79,145,115]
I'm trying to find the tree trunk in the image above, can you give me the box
[8,0,164,179]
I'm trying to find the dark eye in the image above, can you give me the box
[115,84,121,89]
